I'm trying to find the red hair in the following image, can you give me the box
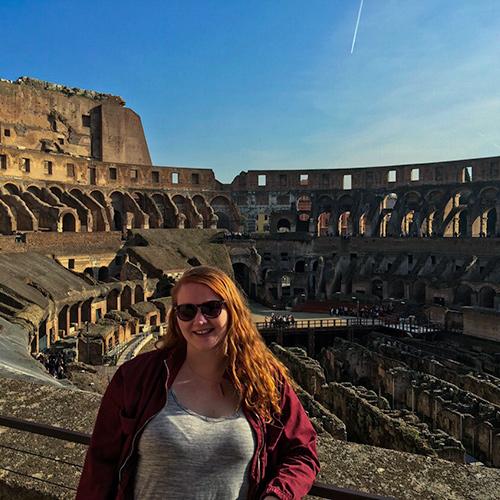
[158,266,292,422]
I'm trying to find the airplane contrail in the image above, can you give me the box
[351,0,364,54]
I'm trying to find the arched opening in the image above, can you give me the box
[111,192,125,231]
[49,186,63,199]
[27,185,42,197]
[295,260,306,273]
[81,298,93,323]
[113,211,122,231]
[382,193,397,210]
[317,211,330,236]
[3,183,20,196]
[58,305,69,337]
[134,285,144,303]
[215,211,231,230]
[90,190,106,206]
[380,213,391,237]
[486,208,497,237]
[401,211,415,236]
[296,195,311,232]
[338,211,352,236]
[98,266,109,281]
[454,285,472,306]
[421,211,435,237]
[62,213,76,232]
[83,267,95,279]
[233,262,251,295]
[371,279,383,299]
[121,285,132,310]
[478,286,495,308]
[107,288,119,311]
[277,219,291,232]
[359,213,367,236]
[69,303,80,326]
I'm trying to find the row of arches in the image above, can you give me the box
[0,182,241,234]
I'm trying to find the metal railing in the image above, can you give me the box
[0,414,393,499]
[256,316,441,335]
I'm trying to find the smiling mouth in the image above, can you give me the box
[192,328,214,336]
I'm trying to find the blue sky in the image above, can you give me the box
[2,0,500,182]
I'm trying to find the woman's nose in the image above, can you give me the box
[193,309,208,324]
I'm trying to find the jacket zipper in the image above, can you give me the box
[255,414,265,483]
[117,359,170,484]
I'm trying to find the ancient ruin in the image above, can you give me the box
[1,77,500,498]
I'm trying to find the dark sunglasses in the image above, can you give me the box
[174,300,225,321]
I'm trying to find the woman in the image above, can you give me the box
[77,266,319,499]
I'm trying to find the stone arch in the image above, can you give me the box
[57,305,69,337]
[420,211,436,237]
[69,302,80,326]
[49,186,63,198]
[401,210,415,236]
[70,188,84,200]
[473,205,497,238]
[192,195,212,228]
[295,260,306,273]
[277,218,291,232]
[233,262,251,295]
[317,196,333,236]
[382,193,397,210]
[90,190,106,206]
[454,284,473,306]
[296,195,312,232]
[62,212,76,232]
[172,195,191,228]
[81,298,93,323]
[215,211,231,230]
[3,183,20,195]
[27,185,42,197]
[110,191,125,231]
[107,288,119,311]
[98,266,109,281]
[403,191,421,208]
[134,284,144,303]
[478,286,495,308]
[358,213,367,235]
[338,211,352,236]
[152,193,177,228]
[380,213,391,237]
[121,285,132,310]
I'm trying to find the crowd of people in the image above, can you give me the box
[264,313,296,328]
[34,351,67,379]
[329,303,394,319]
[222,232,252,240]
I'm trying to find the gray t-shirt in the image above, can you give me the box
[134,389,256,499]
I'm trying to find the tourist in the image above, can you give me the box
[77,266,319,499]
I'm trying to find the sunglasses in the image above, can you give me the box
[174,300,226,322]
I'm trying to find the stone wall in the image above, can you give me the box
[319,382,465,463]
[321,338,500,466]
[0,77,150,165]
[271,344,346,440]
[366,334,500,406]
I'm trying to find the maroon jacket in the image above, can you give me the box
[76,345,319,499]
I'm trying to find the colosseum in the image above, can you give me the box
[0,77,499,499]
